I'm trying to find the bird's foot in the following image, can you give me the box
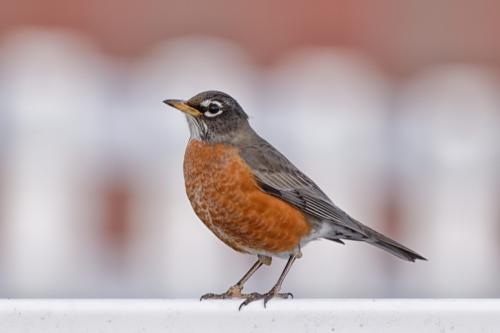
[238,288,293,310]
[200,285,246,301]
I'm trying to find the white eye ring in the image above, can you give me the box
[205,109,223,118]
[204,101,223,118]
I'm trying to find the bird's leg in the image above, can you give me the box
[200,255,271,300]
[239,254,297,310]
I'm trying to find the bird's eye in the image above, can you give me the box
[205,102,223,118]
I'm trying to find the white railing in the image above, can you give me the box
[1,299,499,332]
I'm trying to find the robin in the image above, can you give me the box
[164,91,425,309]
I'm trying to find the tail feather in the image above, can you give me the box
[370,237,426,262]
[326,217,427,262]
[360,223,426,262]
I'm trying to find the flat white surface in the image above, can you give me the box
[0,299,499,332]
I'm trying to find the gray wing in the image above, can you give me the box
[238,136,367,236]
[237,134,427,262]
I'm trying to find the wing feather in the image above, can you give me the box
[235,133,426,261]
[238,137,366,236]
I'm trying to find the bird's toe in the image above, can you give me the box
[200,285,244,301]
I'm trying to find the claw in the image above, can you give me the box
[238,290,293,310]
[263,292,293,307]
[200,285,245,301]
[200,293,221,301]
[238,292,261,310]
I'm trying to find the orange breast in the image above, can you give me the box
[183,140,311,254]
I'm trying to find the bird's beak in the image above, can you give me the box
[163,99,203,117]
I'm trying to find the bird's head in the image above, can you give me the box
[164,91,249,142]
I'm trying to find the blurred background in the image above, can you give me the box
[0,0,499,298]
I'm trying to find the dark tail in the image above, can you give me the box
[329,217,427,262]
[362,223,426,262]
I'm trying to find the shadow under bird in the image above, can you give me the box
[164,91,426,310]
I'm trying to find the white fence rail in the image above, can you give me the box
[0,299,499,333]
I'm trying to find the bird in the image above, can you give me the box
[163,90,426,310]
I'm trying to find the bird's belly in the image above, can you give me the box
[183,140,311,254]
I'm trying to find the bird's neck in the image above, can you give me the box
[186,116,255,145]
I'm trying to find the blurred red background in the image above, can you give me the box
[2,0,500,73]
[0,0,499,298]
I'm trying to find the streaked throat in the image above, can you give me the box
[186,115,208,141]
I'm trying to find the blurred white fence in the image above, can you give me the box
[0,30,499,298]
[1,299,500,333]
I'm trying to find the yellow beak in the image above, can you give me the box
[163,99,203,117]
